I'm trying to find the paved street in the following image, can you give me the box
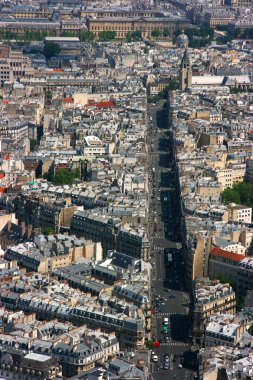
[147,103,196,380]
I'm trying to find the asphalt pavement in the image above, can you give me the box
[147,103,196,380]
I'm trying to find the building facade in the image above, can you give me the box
[191,277,236,346]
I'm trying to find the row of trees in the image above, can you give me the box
[230,87,253,94]
[0,28,112,43]
[0,26,215,45]
[173,27,214,48]
[0,29,55,42]
[216,26,253,44]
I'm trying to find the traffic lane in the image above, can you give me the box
[152,283,186,315]
[152,344,194,380]
[154,303,189,343]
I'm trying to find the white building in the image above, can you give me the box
[228,204,252,224]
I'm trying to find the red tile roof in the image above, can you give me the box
[63,97,73,103]
[210,247,244,262]
[95,100,115,108]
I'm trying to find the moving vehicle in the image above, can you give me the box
[152,355,158,362]
[163,317,169,325]
[162,325,168,334]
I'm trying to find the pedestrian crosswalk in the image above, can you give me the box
[160,342,187,347]
[156,312,185,317]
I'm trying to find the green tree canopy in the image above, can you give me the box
[221,188,241,204]
[145,339,154,350]
[158,79,179,98]
[43,42,61,59]
[126,31,142,42]
[248,323,253,336]
[60,31,78,37]
[173,27,214,48]
[236,297,244,311]
[42,227,55,236]
[163,28,170,37]
[98,31,116,41]
[80,30,95,42]
[151,29,161,38]
[221,182,253,220]
[51,168,80,185]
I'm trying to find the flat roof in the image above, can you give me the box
[24,352,51,362]
[44,37,80,42]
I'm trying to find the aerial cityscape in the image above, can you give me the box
[0,0,253,379]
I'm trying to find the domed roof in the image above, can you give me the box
[177,31,189,43]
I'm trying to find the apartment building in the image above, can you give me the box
[245,159,253,184]
[71,211,149,259]
[228,204,252,224]
[14,193,78,232]
[237,257,253,298]
[213,168,233,190]
[208,247,243,287]
[0,351,61,380]
[52,333,119,377]
[192,277,236,346]
[205,314,249,348]
[0,45,34,85]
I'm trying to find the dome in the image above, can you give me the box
[177,32,188,43]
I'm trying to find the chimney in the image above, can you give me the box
[7,221,11,231]
[217,368,229,380]
[27,224,32,240]
[21,221,26,236]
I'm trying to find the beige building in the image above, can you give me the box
[205,314,249,348]
[0,45,34,86]
[49,240,102,271]
[87,17,191,38]
[192,277,236,346]
[196,183,223,198]
[240,228,253,255]
[213,168,233,190]
[197,132,225,148]
[73,93,89,106]
[203,12,235,28]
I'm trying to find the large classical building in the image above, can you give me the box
[87,16,192,38]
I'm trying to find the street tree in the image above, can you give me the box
[43,42,61,59]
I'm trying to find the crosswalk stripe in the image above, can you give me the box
[160,342,186,346]
[156,312,185,317]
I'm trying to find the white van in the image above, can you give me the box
[163,317,169,326]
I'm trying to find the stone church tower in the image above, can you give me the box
[179,48,192,91]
